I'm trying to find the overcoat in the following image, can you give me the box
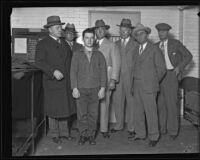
[35,35,75,118]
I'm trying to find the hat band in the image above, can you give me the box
[47,20,62,24]
[120,23,132,27]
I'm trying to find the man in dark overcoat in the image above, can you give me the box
[35,16,75,143]
[62,23,83,131]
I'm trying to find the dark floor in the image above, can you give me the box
[33,118,199,155]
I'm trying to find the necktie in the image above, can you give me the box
[139,45,143,55]
[160,42,165,55]
[69,42,73,50]
[122,39,126,48]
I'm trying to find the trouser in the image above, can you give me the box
[100,89,111,132]
[48,117,69,138]
[133,80,159,141]
[157,70,179,136]
[76,88,99,137]
[112,76,135,131]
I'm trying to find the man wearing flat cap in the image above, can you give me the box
[35,16,75,144]
[111,18,138,136]
[155,23,193,141]
[129,23,166,147]
[93,19,121,138]
[63,23,83,132]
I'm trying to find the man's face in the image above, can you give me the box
[65,31,75,42]
[83,32,95,48]
[49,25,62,38]
[95,27,106,40]
[120,26,131,39]
[158,30,168,41]
[135,30,148,44]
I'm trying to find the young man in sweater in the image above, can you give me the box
[70,28,107,145]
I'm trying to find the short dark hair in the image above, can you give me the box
[82,28,95,38]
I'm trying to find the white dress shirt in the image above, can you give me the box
[159,39,174,69]
[139,42,147,55]
[121,36,130,47]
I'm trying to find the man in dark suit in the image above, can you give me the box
[63,23,83,53]
[35,16,75,144]
[155,23,193,140]
[129,23,166,147]
[111,19,138,136]
[63,23,83,132]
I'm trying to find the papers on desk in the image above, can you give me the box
[14,38,27,54]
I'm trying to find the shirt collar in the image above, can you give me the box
[49,34,58,41]
[160,39,168,46]
[97,37,105,46]
[122,36,130,43]
[140,41,148,50]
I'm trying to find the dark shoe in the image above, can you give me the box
[59,136,76,141]
[78,136,88,145]
[128,131,136,136]
[101,132,110,138]
[148,140,158,147]
[128,137,145,141]
[89,136,96,145]
[110,129,120,133]
[169,135,178,141]
[52,137,62,144]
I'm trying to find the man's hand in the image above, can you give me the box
[53,70,64,80]
[174,67,180,76]
[108,79,116,90]
[72,88,80,99]
[98,87,105,99]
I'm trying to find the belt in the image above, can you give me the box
[167,69,174,71]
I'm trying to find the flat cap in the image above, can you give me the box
[155,23,172,31]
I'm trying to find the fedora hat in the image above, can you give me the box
[155,23,172,31]
[63,23,78,33]
[133,23,151,36]
[93,20,110,30]
[117,18,134,29]
[43,16,65,28]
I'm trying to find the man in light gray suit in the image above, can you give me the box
[93,20,121,138]
[111,19,138,136]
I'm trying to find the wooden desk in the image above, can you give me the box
[12,68,46,156]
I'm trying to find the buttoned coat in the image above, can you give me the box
[98,38,121,82]
[131,41,166,93]
[35,35,75,118]
[116,37,138,87]
[155,39,193,80]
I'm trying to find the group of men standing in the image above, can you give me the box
[35,15,192,147]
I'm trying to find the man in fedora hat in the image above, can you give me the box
[93,19,121,138]
[111,18,138,136]
[155,23,193,141]
[63,23,83,132]
[63,23,83,53]
[35,15,76,144]
[128,23,166,147]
